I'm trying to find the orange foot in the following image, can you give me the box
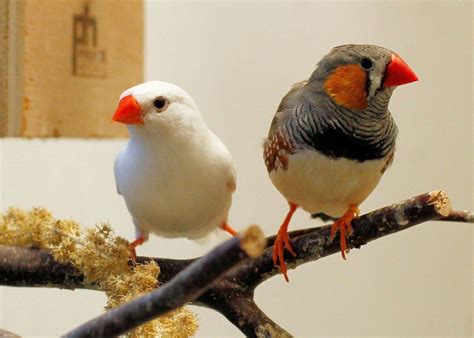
[221,222,238,236]
[330,205,359,260]
[129,236,146,260]
[272,202,298,282]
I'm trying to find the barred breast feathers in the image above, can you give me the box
[265,82,398,169]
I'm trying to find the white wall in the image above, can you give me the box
[1,1,472,336]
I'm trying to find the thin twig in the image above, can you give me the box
[438,210,474,223]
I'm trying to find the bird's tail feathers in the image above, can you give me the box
[310,212,337,222]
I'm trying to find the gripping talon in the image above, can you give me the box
[283,234,297,257]
[272,241,279,265]
[277,241,289,282]
[129,236,146,260]
[272,202,298,282]
[330,205,359,260]
[340,220,347,260]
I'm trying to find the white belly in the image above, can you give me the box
[269,150,389,217]
[122,169,232,239]
[115,139,234,239]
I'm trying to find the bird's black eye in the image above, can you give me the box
[360,58,373,70]
[153,97,167,110]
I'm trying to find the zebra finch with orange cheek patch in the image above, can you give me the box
[263,44,418,281]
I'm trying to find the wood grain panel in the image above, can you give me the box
[0,0,143,137]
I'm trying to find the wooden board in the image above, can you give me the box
[0,0,143,137]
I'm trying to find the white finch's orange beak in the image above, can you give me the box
[112,95,143,124]
[383,54,418,87]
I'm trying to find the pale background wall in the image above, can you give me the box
[0,1,472,337]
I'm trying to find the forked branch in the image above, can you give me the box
[0,191,471,337]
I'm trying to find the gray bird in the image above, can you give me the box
[263,44,418,281]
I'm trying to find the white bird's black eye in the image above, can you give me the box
[360,58,373,70]
[153,97,167,110]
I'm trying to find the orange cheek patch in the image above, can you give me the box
[323,64,368,110]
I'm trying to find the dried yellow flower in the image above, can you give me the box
[0,207,198,337]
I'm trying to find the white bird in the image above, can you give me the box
[112,81,237,257]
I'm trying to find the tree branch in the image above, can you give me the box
[0,245,85,289]
[196,288,291,337]
[0,191,471,337]
[235,190,453,288]
[63,225,265,337]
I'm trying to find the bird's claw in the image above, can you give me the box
[130,247,138,261]
[330,205,359,259]
[129,236,146,261]
[272,229,297,282]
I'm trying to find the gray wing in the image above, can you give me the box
[267,80,308,138]
[263,80,308,172]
